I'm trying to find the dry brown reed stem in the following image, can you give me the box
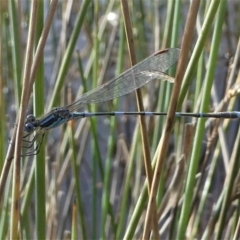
[10,2,39,239]
[0,0,58,204]
[120,0,160,239]
[143,0,200,238]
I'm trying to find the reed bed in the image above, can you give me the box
[1,0,240,239]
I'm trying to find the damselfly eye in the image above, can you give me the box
[26,114,36,121]
[24,123,35,133]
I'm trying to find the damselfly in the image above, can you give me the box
[21,48,240,156]
[22,48,179,155]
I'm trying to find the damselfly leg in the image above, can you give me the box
[21,130,45,156]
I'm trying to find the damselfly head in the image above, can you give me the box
[24,114,37,133]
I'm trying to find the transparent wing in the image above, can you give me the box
[67,48,180,112]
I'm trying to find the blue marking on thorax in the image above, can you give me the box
[39,114,68,129]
